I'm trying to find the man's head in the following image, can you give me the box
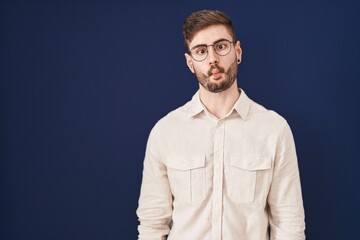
[183,10,242,93]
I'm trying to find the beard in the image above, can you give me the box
[194,59,238,93]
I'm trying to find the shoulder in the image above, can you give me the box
[149,100,192,136]
[248,99,289,132]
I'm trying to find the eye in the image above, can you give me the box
[216,42,228,51]
[195,47,207,55]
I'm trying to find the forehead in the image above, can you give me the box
[189,25,232,48]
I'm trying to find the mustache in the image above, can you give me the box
[207,65,226,76]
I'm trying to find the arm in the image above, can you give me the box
[136,127,173,240]
[268,122,306,240]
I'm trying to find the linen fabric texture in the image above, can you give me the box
[137,89,305,240]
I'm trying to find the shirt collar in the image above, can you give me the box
[187,91,204,118]
[187,88,251,121]
[233,88,251,121]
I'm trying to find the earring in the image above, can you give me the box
[237,59,241,63]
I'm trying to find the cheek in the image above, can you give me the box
[193,64,207,75]
[226,54,237,65]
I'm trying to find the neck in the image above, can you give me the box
[199,81,240,119]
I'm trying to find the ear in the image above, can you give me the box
[235,40,242,64]
[185,53,195,73]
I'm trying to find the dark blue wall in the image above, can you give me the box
[1,0,359,239]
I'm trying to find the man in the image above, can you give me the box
[136,9,305,240]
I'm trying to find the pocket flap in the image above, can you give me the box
[230,154,271,171]
[167,155,205,170]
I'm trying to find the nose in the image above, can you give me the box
[207,46,219,65]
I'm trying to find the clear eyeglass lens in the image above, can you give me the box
[191,47,207,61]
[214,41,231,55]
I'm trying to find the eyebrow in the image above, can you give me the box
[190,38,231,51]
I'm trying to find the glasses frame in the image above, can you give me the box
[189,39,233,62]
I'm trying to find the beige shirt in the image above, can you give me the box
[137,89,305,240]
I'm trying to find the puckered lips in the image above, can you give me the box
[210,68,222,80]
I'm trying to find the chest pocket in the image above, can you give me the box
[227,153,272,204]
[167,155,206,204]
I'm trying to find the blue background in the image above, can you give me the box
[1,0,359,239]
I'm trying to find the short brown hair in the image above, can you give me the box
[182,10,237,52]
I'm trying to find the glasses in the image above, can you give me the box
[190,39,233,62]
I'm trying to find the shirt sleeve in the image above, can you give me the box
[136,126,173,240]
[267,122,306,240]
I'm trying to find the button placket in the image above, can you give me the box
[211,120,225,240]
